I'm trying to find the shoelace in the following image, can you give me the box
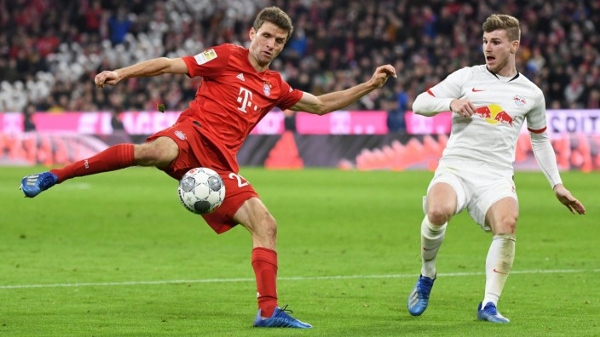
[279,304,293,314]
[419,277,434,298]
[40,174,55,189]
[484,303,498,314]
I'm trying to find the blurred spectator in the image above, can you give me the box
[564,77,585,108]
[85,1,105,33]
[587,89,600,109]
[387,81,409,133]
[283,110,297,133]
[109,107,131,143]
[0,59,20,83]
[109,93,132,143]
[23,103,37,131]
[108,6,133,45]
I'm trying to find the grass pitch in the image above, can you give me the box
[1,167,598,336]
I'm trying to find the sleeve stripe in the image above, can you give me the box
[528,126,547,134]
[427,89,436,97]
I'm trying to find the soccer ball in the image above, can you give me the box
[178,167,225,214]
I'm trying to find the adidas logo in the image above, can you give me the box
[237,73,245,81]
[26,175,39,186]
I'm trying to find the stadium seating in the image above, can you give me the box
[0,0,598,114]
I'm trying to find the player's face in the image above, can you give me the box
[482,29,518,74]
[249,22,288,69]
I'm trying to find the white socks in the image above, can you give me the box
[420,217,516,306]
[483,234,516,306]
[420,215,447,279]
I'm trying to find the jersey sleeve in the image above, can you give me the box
[182,44,232,78]
[276,80,303,110]
[428,67,472,98]
[412,67,472,115]
[526,89,547,133]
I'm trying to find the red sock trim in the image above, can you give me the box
[252,247,278,317]
[252,247,278,266]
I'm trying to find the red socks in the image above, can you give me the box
[251,247,278,318]
[50,144,136,183]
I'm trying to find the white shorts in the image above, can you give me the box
[424,159,518,231]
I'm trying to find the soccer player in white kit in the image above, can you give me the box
[406,14,586,323]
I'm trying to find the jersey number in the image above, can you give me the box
[229,173,249,188]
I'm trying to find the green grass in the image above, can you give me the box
[1,167,598,336]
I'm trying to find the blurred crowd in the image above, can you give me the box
[1,0,599,124]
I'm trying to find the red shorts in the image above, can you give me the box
[147,119,259,234]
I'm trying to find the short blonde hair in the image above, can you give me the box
[482,14,520,41]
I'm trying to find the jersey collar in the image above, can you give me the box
[486,66,520,82]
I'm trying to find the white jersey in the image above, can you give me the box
[426,65,547,172]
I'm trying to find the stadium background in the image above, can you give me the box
[1,0,599,171]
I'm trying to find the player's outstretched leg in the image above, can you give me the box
[408,274,435,316]
[477,302,510,323]
[253,305,313,328]
[20,172,58,198]
[19,143,140,198]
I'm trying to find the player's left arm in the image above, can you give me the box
[289,65,396,115]
[528,94,586,215]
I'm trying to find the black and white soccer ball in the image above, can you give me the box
[178,167,225,214]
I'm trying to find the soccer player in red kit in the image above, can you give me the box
[20,7,396,328]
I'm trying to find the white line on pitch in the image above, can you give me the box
[1,268,598,290]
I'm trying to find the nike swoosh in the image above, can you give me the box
[472,88,485,92]
[493,268,508,274]
[423,247,435,251]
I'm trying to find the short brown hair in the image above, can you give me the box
[482,14,520,42]
[253,6,294,42]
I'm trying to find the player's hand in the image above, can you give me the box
[94,70,121,88]
[368,65,397,89]
[553,184,586,215]
[450,99,476,117]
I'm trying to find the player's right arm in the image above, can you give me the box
[95,57,188,88]
[412,67,475,117]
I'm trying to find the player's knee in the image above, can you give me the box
[496,215,517,234]
[427,206,452,225]
[259,214,277,239]
[135,138,178,167]
[251,212,277,239]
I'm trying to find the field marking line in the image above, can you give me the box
[1,268,598,290]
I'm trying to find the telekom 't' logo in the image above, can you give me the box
[237,87,254,113]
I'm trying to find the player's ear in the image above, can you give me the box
[511,40,519,54]
[249,27,256,41]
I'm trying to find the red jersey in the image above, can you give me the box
[181,44,303,172]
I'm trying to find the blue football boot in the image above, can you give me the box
[477,302,510,323]
[408,274,435,316]
[253,305,313,328]
[20,172,58,198]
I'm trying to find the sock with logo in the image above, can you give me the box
[483,234,516,306]
[50,144,135,183]
[251,247,278,318]
[421,215,447,279]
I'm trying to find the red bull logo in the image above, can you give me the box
[474,106,491,119]
[513,95,527,107]
[473,104,513,127]
[494,111,513,126]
